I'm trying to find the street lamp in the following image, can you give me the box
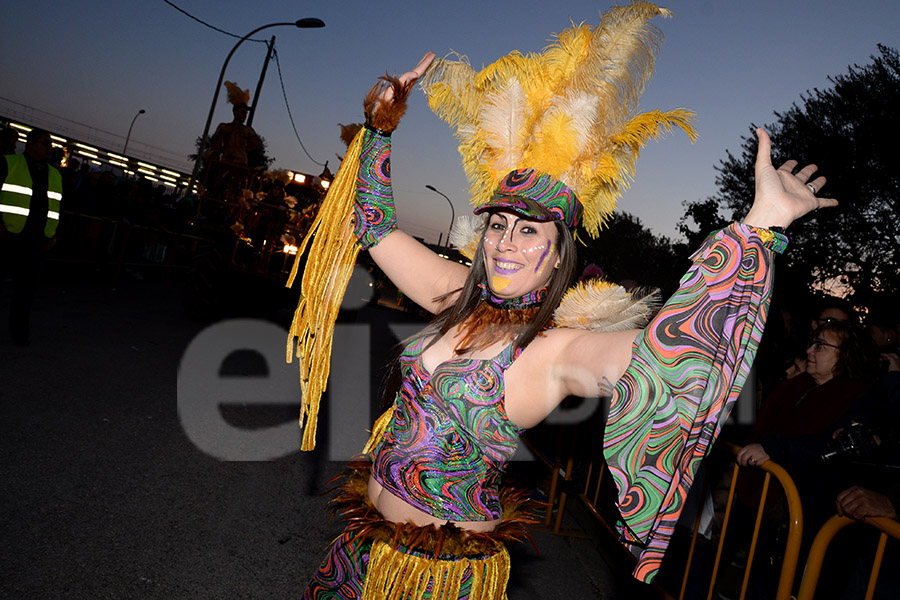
[184,17,325,198]
[123,109,145,155]
[426,184,455,249]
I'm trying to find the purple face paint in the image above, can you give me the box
[534,238,552,274]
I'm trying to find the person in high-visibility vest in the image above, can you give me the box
[0,127,62,346]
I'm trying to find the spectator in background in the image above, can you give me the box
[866,306,898,354]
[94,170,118,218]
[1,126,18,155]
[72,166,101,215]
[59,156,81,205]
[809,295,855,331]
[820,374,900,600]
[0,128,63,346]
[738,320,877,471]
[733,320,879,596]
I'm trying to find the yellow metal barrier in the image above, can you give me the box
[523,429,806,600]
[675,442,803,600]
[796,515,900,600]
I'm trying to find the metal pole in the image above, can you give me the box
[183,18,324,199]
[426,185,455,249]
[247,35,276,127]
[123,109,145,155]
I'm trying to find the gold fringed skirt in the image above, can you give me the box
[302,460,539,600]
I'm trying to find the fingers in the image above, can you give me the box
[736,445,767,467]
[835,486,878,521]
[398,52,436,86]
[835,486,858,516]
[412,51,436,78]
[380,52,436,106]
[773,155,839,211]
[754,128,773,172]
[777,159,798,173]
[795,163,819,183]
[777,160,821,187]
[806,175,826,193]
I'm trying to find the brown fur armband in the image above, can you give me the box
[363,74,414,133]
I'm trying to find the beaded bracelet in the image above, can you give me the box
[747,225,789,254]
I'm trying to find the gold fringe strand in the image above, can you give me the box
[362,408,394,454]
[361,540,510,600]
[286,128,366,451]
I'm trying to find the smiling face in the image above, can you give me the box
[482,211,560,299]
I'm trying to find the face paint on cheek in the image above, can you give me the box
[492,276,511,291]
[534,239,553,275]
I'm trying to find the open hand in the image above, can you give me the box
[743,128,838,229]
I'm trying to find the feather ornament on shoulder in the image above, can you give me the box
[554,279,660,332]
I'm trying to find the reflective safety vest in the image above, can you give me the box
[1,154,63,237]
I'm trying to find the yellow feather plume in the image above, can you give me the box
[420,2,696,238]
[224,81,250,106]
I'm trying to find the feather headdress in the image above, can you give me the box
[224,81,250,107]
[420,1,697,237]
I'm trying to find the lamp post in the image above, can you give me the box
[123,109,145,155]
[426,185,455,249]
[184,17,325,198]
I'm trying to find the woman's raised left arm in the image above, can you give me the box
[592,129,836,582]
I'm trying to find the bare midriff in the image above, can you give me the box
[367,476,501,533]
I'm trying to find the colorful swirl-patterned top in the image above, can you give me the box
[370,335,525,521]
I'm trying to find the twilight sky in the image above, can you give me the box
[3,0,898,242]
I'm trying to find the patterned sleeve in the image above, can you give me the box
[353,127,397,249]
[603,222,775,582]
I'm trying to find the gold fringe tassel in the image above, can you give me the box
[286,128,366,451]
[361,540,510,600]
[362,408,394,455]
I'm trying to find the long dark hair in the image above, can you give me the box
[379,218,576,409]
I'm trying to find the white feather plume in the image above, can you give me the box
[448,214,485,260]
[480,78,528,175]
[554,280,660,331]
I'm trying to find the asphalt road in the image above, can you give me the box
[0,281,658,599]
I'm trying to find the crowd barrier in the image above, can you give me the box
[796,514,900,600]
[525,426,807,600]
[50,211,206,284]
[676,443,803,600]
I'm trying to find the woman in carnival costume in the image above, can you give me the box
[288,3,836,598]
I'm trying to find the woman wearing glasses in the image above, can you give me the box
[738,320,877,469]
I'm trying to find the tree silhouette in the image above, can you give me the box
[680,45,900,305]
[578,211,687,298]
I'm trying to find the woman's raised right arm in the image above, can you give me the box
[353,53,469,313]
